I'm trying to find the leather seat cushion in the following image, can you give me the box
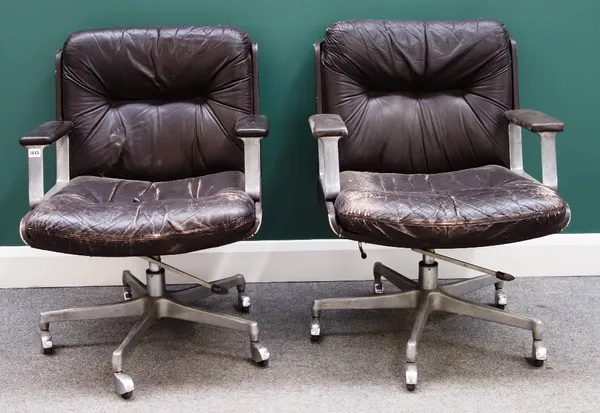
[21,171,256,257]
[334,165,570,249]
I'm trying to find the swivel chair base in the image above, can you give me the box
[39,260,270,399]
[310,251,546,391]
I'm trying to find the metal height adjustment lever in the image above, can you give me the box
[358,242,367,259]
[412,249,515,282]
[140,256,229,295]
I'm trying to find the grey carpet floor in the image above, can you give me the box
[1,277,599,413]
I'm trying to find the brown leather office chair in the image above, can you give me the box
[19,26,270,399]
[308,19,570,391]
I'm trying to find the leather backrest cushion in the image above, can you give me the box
[321,19,514,174]
[61,26,254,181]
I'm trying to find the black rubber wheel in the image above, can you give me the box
[533,359,544,368]
[121,391,133,400]
[406,384,416,392]
[496,304,506,310]
[43,347,54,355]
[256,359,269,367]
[310,335,322,343]
[238,305,250,314]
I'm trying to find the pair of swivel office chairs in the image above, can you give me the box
[19,20,570,398]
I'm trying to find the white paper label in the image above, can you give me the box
[28,148,42,158]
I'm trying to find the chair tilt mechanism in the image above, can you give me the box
[19,26,270,399]
[307,19,570,391]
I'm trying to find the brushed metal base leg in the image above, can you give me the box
[373,262,418,294]
[40,297,148,332]
[169,274,250,312]
[112,309,157,373]
[160,297,269,365]
[440,274,497,297]
[40,266,268,400]
[122,270,146,300]
[311,290,419,341]
[434,291,544,339]
[112,309,157,399]
[310,254,547,391]
[404,294,432,391]
[39,297,148,356]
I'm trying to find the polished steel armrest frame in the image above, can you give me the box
[239,137,264,201]
[309,114,347,200]
[508,123,560,191]
[23,135,70,209]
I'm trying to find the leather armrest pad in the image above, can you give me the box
[20,121,73,146]
[504,109,565,133]
[309,114,348,138]
[235,115,269,138]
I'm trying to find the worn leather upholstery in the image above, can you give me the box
[318,20,570,248]
[63,26,253,182]
[20,121,73,146]
[504,109,565,132]
[335,166,569,249]
[322,20,514,174]
[22,172,254,256]
[21,26,262,257]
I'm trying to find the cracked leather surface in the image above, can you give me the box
[321,19,513,174]
[21,171,255,256]
[62,26,254,182]
[334,166,570,249]
[318,20,570,248]
[22,27,262,257]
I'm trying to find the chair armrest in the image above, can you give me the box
[309,114,348,138]
[236,115,269,201]
[20,121,72,209]
[20,121,73,146]
[504,110,564,133]
[505,110,564,191]
[308,114,347,200]
[235,115,269,138]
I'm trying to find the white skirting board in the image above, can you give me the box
[0,233,598,288]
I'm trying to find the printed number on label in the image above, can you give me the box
[28,148,42,158]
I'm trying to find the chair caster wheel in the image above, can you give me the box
[373,278,384,294]
[532,340,547,368]
[237,292,251,313]
[41,330,53,354]
[405,363,418,391]
[250,342,270,366]
[123,286,132,301]
[310,318,321,342]
[114,372,134,399]
[494,289,507,309]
